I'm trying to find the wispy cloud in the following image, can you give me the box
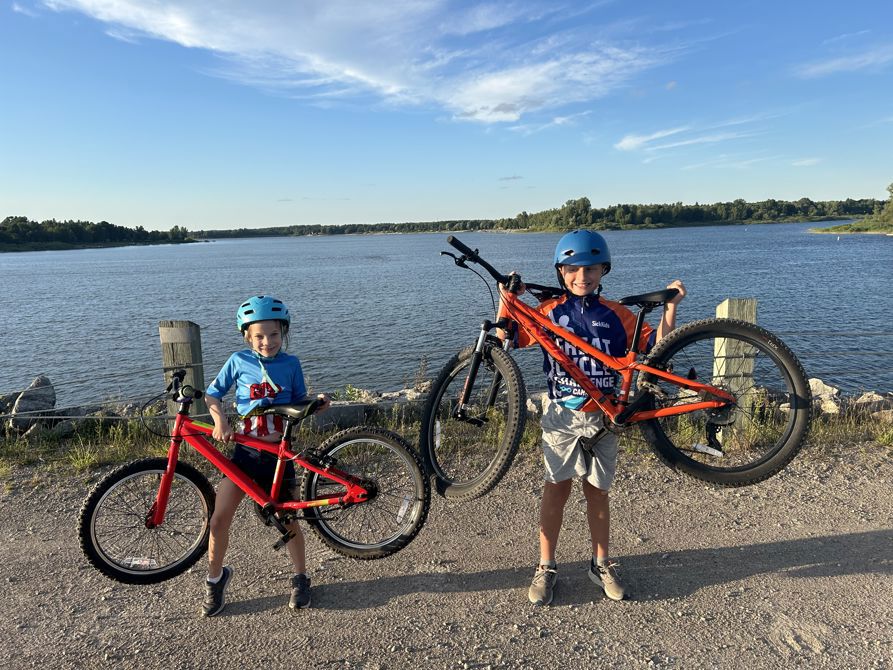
[38,1,679,124]
[791,158,821,167]
[13,2,40,17]
[499,175,523,181]
[508,110,591,135]
[794,44,893,78]
[681,154,782,171]
[822,30,870,46]
[614,126,689,151]
[650,130,757,151]
[614,113,777,157]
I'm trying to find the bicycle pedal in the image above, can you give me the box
[272,530,295,551]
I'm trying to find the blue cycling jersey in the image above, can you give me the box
[517,293,654,410]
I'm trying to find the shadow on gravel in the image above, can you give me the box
[621,528,893,603]
[229,530,892,611]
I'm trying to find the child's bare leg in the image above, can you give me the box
[208,478,245,578]
[582,480,610,561]
[538,479,573,564]
[284,521,306,574]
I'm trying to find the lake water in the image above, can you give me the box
[2,222,891,409]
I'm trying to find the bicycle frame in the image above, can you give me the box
[147,412,371,528]
[494,286,737,425]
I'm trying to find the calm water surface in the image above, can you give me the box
[2,222,891,407]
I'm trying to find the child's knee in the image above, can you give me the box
[582,480,609,498]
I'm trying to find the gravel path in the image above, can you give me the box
[1,446,891,669]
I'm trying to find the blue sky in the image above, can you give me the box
[2,1,892,231]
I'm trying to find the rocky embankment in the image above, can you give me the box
[3,375,893,443]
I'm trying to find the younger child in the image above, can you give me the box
[202,295,329,616]
[519,230,685,605]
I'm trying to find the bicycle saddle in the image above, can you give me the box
[260,398,321,422]
[617,288,679,308]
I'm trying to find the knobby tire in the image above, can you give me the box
[420,344,526,501]
[639,318,812,486]
[300,426,430,559]
[78,458,215,584]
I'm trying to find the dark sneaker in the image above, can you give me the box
[202,565,233,617]
[289,574,312,610]
[528,564,558,606]
[588,560,626,601]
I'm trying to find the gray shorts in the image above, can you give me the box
[540,398,618,491]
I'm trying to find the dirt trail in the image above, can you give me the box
[1,447,891,669]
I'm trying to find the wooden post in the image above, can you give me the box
[715,298,757,324]
[714,299,757,443]
[159,320,207,417]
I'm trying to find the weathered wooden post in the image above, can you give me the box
[714,299,758,443]
[159,320,207,417]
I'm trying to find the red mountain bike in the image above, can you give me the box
[420,236,812,500]
[79,370,430,584]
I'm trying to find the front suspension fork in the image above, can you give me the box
[455,319,510,422]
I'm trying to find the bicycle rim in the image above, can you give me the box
[424,347,521,493]
[304,433,427,554]
[86,463,211,581]
[641,320,810,481]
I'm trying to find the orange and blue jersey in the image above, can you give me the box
[516,293,654,410]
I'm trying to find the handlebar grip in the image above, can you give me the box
[447,235,477,259]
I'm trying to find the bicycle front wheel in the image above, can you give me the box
[639,318,812,486]
[301,427,430,559]
[78,458,215,584]
[420,344,526,500]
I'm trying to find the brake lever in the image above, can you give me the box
[440,250,469,268]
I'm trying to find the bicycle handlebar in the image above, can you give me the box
[447,236,510,286]
[446,235,563,298]
[168,369,203,401]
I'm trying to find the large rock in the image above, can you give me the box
[9,375,56,432]
[851,392,893,414]
[872,409,893,424]
[809,378,840,415]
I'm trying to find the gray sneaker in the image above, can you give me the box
[202,565,233,617]
[588,560,626,601]
[289,574,312,610]
[528,564,558,606]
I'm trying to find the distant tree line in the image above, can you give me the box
[820,182,893,233]
[3,193,883,249]
[0,216,192,250]
[193,195,881,239]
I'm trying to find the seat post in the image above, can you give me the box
[629,306,653,354]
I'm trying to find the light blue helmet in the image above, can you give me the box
[236,295,291,332]
[553,230,611,275]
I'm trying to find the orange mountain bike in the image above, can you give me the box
[420,236,812,500]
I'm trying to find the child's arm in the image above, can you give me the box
[656,279,687,342]
[206,395,234,442]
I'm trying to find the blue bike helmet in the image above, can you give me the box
[236,295,291,332]
[553,230,611,275]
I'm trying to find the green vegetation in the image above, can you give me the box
[193,195,880,239]
[2,400,889,478]
[4,193,884,250]
[0,216,194,251]
[815,183,893,234]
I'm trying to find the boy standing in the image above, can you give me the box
[519,230,685,605]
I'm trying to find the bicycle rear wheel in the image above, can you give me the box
[78,458,215,584]
[639,318,812,486]
[301,427,430,559]
[420,344,526,500]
